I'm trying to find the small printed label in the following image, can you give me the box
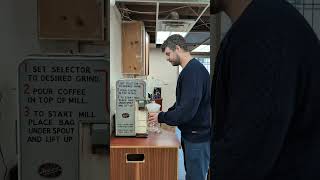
[38,163,62,178]
[122,113,130,118]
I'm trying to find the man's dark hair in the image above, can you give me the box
[161,34,189,52]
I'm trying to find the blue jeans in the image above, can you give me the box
[182,138,210,180]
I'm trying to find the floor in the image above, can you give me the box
[176,128,186,180]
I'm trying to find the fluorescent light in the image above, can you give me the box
[156,31,188,44]
[192,45,210,53]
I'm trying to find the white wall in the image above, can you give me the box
[108,2,177,132]
[148,48,178,131]
[109,2,123,133]
[148,48,178,115]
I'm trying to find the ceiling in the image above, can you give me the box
[115,0,210,51]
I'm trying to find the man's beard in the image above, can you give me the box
[171,54,180,66]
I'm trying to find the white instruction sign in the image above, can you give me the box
[18,56,108,180]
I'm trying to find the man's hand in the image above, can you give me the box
[148,112,159,123]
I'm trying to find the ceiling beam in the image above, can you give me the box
[144,21,156,26]
[115,0,211,44]
[185,3,210,33]
[116,0,209,5]
[128,14,156,20]
[119,5,210,16]
[119,14,209,21]
[155,2,159,43]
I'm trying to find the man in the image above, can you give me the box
[148,34,211,180]
[210,0,320,179]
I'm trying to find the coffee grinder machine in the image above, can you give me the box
[134,99,149,137]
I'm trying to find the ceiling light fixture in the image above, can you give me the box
[156,31,188,44]
[192,45,210,53]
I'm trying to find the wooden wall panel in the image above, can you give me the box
[110,148,178,180]
[138,148,178,180]
[110,148,139,180]
[122,21,144,75]
[38,0,104,40]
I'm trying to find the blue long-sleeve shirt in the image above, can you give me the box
[211,0,320,179]
[158,58,211,142]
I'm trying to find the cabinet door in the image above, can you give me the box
[137,148,178,180]
[38,0,104,40]
[110,148,140,180]
[122,21,145,75]
[110,147,178,180]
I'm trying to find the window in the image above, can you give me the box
[179,57,210,74]
[197,57,210,73]
[289,0,320,38]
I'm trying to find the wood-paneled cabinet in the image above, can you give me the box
[110,130,179,180]
[122,21,149,75]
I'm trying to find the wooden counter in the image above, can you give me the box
[110,130,180,180]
